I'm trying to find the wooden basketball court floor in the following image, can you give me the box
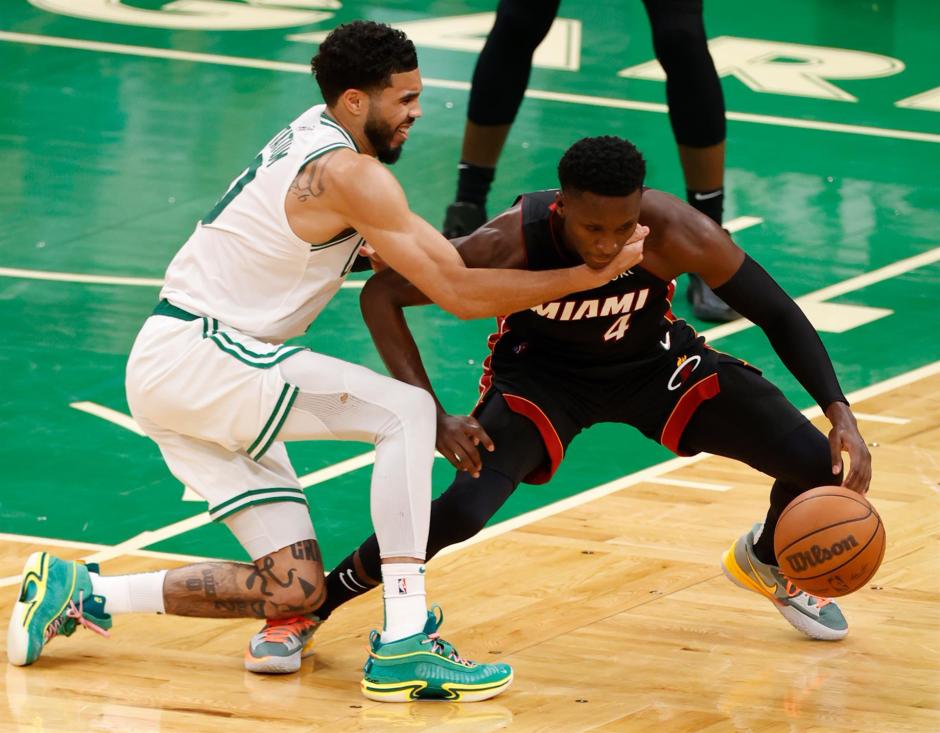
[1,0,938,730]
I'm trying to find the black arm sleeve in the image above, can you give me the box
[712,255,847,409]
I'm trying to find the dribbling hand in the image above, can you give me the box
[825,402,872,494]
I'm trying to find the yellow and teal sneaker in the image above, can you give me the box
[361,606,513,703]
[244,614,321,674]
[721,523,848,641]
[7,552,112,666]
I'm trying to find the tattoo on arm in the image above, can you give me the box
[289,157,329,201]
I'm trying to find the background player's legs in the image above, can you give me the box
[315,392,548,620]
[678,363,840,565]
[444,0,561,237]
[642,0,735,322]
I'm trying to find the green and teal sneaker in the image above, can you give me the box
[7,552,112,666]
[361,606,513,703]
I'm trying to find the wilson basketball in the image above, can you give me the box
[773,485,885,597]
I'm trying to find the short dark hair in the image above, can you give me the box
[312,21,418,105]
[558,136,646,196]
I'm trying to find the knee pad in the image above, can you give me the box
[490,0,559,51]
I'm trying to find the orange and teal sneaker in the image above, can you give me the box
[721,523,848,641]
[361,606,513,702]
[7,552,112,666]
[244,614,321,674]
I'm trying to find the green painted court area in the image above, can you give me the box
[1,0,938,567]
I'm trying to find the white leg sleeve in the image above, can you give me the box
[278,351,434,560]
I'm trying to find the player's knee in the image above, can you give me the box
[256,547,326,617]
[378,382,436,438]
[785,424,839,490]
[492,0,556,50]
[652,24,707,72]
[265,565,326,617]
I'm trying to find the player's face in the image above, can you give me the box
[364,69,423,164]
[556,189,643,270]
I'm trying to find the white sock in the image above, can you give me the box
[380,563,426,642]
[89,570,167,614]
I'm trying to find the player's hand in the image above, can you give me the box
[435,413,495,478]
[584,225,648,287]
[359,243,388,272]
[825,402,872,494]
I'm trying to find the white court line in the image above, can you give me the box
[71,401,145,436]
[852,412,910,425]
[1,31,939,145]
[0,219,762,290]
[437,359,940,558]
[0,266,365,290]
[724,216,763,234]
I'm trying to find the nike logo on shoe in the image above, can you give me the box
[745,555,779,596]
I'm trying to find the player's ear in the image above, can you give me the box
[554,191,565,217]
[339,88,367,118]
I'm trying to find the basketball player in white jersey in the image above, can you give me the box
[7,21,644,700]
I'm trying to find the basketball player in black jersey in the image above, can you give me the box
[296,136,872,654]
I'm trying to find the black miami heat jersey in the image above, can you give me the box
[476,189,757,484]
[490,189,686,372]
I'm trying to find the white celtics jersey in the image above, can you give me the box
[160,104,364,343]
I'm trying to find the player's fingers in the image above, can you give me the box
[828,431,843,475]
[454,434,483,473]
[468,423,495,452]
[851,445,873,494]
[843,461,862,493]
[451,444,476,474]
[628,224,650,244]
[437,438,466,471]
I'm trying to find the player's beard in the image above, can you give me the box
[364,110,404,165]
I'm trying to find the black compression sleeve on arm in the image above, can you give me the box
[712,255,847,409]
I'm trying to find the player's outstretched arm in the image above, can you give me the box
[359,215,524,476]
[675,216,872,494]
[339,159,645,319]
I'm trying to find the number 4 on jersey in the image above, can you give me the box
[604,314,633,341]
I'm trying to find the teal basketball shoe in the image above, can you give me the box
[7,552,112,666]
[361,606,513,702]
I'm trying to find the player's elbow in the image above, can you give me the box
[435,298,478,320]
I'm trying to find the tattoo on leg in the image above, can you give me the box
[246,556,296,597]
[289,540,322,564]
[185,578,202,592]
[201,569,217,598]
[213,599,267,618]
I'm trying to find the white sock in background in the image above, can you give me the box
[380,563,427,642]
[89,570,167,614]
